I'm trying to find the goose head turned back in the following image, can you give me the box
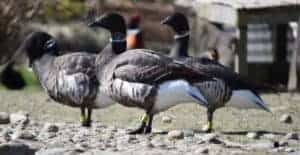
[21,31,58,67]
[161,12,189,58]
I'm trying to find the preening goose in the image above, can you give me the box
[21,31,98,127]
[161,12,270,132]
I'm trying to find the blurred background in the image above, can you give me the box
[0,0,299,90]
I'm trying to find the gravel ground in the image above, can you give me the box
[0,89,299,155]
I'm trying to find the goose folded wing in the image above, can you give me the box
[52,53,98,103]
[113,59,211,85]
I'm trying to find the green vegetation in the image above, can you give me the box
[39,0,85,21]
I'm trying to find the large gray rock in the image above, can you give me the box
[10,111,29,125]
[0,112,10,124]
[0,142,36,155]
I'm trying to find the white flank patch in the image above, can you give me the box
[226,90,270,112]
[114,78,152,102]
[57,70,89,104]
[152,80,207,113]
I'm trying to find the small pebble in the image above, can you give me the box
[43,123,59,133]
[0,112,10,124]
[201,133,222,144]
[168,130,184,140]
[247,132,259,139]
[280,114,292,124]
[285,147,295,152]
[195,147,209,154]
[285,133,299,140]
[162,116,172,123]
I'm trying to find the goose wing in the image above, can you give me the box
[112,49,210,85]
[52,52,98,105]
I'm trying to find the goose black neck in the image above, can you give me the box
[170,33,189,58]
[111,32,127,54]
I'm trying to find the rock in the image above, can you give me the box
[1,129,12,142]
[201,133,220,143]
[0,112,10,124]
[247,140,277,150]
[263,133,276,139]
[43,123,59,133]
[278,140,289,147]
[35,148,77,155]
[162,116,172,123]
[183,130,194,137]
[168,130,184,140]
[194,147,209,154]
[285,133,299,140]
[247,132,259,139]
[0,142,36,155]
[11,130,36,141]
[285,148,295,153]
[280,114,293,124]
[10,112,29,125]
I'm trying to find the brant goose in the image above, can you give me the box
[20,31,98,127]
[97,49,210,134]
[162,13,270,132]
[1,62,26,90]
[127,14,144,49]
[87,12,127,109]
[93,13,211,134]
[161,12,218,60]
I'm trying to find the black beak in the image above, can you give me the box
[88,22,97,27]
[161,17,171,25]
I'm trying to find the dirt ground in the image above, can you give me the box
[0,89,299,154]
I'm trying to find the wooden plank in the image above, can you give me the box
[238,5,300,26]
[195,3,300,26]
[235,25,248,75]
[288,17,300,91]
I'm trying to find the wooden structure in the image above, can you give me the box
[194,0,300,80]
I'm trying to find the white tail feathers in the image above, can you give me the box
[226,90,270,112]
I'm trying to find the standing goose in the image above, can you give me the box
[87,12,127,109]
[161,12,271,132]
[93,12,212,134]
[20,31,98,127]
[162,12,218,60]
[98,49,211,134]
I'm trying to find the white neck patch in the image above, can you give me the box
[174,31,190,39]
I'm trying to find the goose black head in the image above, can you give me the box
[161,12,189,35]
[88,12,126,38]
[19,31,58,66]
